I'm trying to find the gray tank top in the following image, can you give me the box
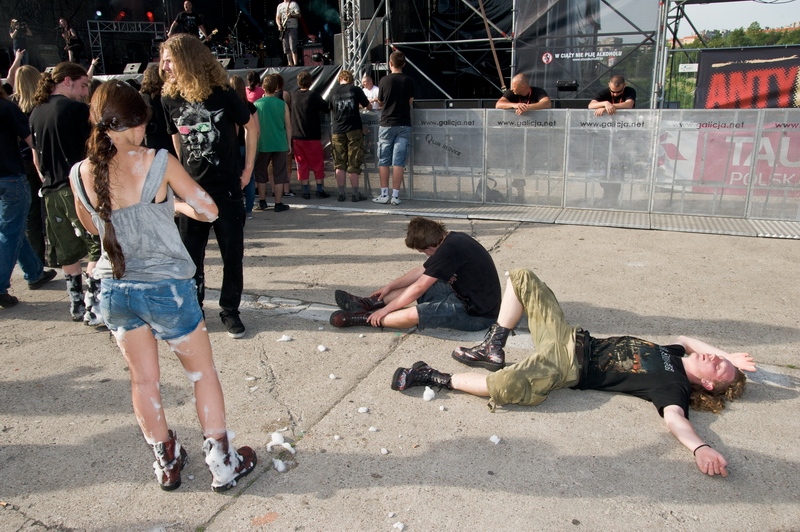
[70,149,196,281]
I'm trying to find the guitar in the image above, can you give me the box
[201,28,219,43]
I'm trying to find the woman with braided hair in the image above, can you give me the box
[69,81,257,492]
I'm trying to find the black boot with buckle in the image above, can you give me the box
[451,323,513,371]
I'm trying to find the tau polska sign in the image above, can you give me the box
[658,113,800,195]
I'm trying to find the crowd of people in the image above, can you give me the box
[1,25,756,493]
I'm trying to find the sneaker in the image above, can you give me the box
[351,192,367,202]
[28,269,58,290]
[334,289,385,312]
[390,196,402,206]
[274,203,290,212]
[283,190,296,197]
[301,192,311,200]
[220,311,245,339]
[337,193,346,202]
[246,212,254,220]
[391,361,452,391]
[315,189,331,199]
[329,309,373,328]
[0,293,19,308]
[372,194,390,204]
[257,199,268,211]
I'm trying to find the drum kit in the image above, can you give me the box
[209,11,269,63]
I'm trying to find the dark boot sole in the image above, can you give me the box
[451,350,505,372]
[211,454,258,493]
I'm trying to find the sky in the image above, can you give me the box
[680,0,800,36]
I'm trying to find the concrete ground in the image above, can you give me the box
[1,200,798,531]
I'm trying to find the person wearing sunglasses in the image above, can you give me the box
[588,75,636,117]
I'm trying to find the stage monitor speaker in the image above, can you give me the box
[234,57,259,69]
[44,66,56,73]
[145,61,159,72]
[264,57,282,67]
[38,44,61,69]
[217,58,231,69]
[123,62,141,74]
[446,99,480,109]
[303,45,323,66]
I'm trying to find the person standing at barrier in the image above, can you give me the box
[160,34,258,339]
[330,69,370,202]
[276,0,301,66]
[588,75,637,207]
[70,80,256,492]
[589,75,635,117]
[330,217,501,331]
[374,51,414,206]
[495,73,550,114]
[254,74,291,213]
[391,268,756,477]
[290,70,330,199]
[29,62,102,324]
[361,74,381,111]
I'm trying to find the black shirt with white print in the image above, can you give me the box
[162,86,250,198]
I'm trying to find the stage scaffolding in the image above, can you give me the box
[86,21,166,75]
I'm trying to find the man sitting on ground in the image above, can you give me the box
[392,268,755,477]
[331,217,501,331]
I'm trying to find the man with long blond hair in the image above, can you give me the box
[160,34,258,338]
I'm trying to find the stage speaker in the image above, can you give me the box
[123,63,141,74]
[361,0,375,18]
[38,44,61,69]
[333,21,384,66]
[234,57,259,69]
[44,66,56,73]
[145,61,159,72]
[303,45,323,66]
[264,57,282,67]
[217,58,231,69]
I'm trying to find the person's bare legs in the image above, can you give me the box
[451,372,490,396]
[377,307,419,329]
[115,325,170,444]
[166,321,227,440]
[348,172,360,188]
[378,165,390,189]
[391,165,404,192]
[335,168,346,187]
[497,277,524,329]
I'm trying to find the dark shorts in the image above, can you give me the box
[332,130,365,174]
[416,280,496,331]
[44,187,101,265]
[100,278,204,341]
[255,151,289,185]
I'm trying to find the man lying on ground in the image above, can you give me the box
[392,268,756,477]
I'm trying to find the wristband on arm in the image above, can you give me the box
[693,443,711,456]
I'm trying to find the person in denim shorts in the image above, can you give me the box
[373,51,414,206]
[330,217,501,331]
[70,81,256,493]
[391,268,757,478]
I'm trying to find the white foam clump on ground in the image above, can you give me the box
[277,334,293,342]
[249,386,259,392]
[388,512,395,518]
[439,405,446,411]
[359,334,365,338]
[317,345,327,352]
[422,386,435,401]
[272,458,287,473]
[489,435,501,445]
[329,374,337,379]
[393,522,405,531]
[358,407,369,413]
[266,432,284,451]
[380,448,389,455]
[333,435,341,440]
[368,426,378,432]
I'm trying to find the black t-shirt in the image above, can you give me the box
[141,93,176,156]
[594,86,637,107]
[330,83,370,134]
[378,73,414,127]
[290,89,328,140]
[422,232,501,319]
[576,336,690,417]
[173,11,204,35]
[29,95,91,191]
[501,86,548,104]
[0,98,30,177]
[162,86,251,197]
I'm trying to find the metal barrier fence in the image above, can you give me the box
[357,109,800,222]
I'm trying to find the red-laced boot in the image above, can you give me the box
[203,434,257,492]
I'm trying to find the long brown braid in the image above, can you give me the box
[86,81,151,279]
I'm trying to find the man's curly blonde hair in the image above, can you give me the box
[689,369,747,414]
[160,34,230,102]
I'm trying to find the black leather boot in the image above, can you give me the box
[451,323,512,371]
